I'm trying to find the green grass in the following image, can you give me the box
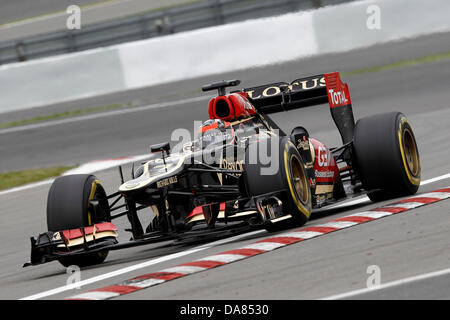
[0,166,76,191]
[342,51,450,76]
[0,103,124,130]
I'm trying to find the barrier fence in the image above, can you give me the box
[0,0,353,65]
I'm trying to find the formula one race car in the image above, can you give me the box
[24,72,421,267]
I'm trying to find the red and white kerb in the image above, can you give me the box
[67,187,450,300]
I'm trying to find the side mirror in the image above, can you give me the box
[202,79,241,96]
[151,141,170,154]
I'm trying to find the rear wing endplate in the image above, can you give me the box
[243,72,355,144]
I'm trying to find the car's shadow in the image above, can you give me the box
[106,199,374,266]
[309,200,372,221]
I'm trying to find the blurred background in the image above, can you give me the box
[0,0,344,63]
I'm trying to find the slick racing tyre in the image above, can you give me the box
[244,137,312,231]
[353,112,421,202]
[47,174,111,267]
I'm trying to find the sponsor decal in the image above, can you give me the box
[156,176,178,188]
[324,72,352,108]
[217,158,244,185]
[315,170,335,179]
[220,158,244,172]
[317,146,328,167]
[246,76,325,99]
[328,89,348,106]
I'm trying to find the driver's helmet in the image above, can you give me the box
[199,119,234,148]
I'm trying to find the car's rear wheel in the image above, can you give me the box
[47,174,110,267]
[353,112,421,202]
[244,137,312,231]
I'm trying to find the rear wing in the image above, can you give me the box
[243,72,355,144]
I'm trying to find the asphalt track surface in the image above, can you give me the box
[0,32,450,300]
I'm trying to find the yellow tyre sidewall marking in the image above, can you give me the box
[87,179,101,226]
[97,251,108,259]
[87,179,109,260]
[284,141,312,219]
[398,117,421,186]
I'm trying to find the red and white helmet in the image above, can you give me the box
[198,119,235,148]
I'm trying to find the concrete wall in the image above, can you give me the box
[118,10,317,90]
[313,0,450,54]
[1,0,449,114]
[0,48,125,113]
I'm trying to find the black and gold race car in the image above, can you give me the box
[24,72,421,268]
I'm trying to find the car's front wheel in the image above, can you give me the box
[47,174,111,267]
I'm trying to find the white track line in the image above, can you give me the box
[0,179,55,196]
[20,229,265,300]
[23,180,450,300]
[63,185,450,300]
[12,174,450,298]
[321,266,450,300]
[0,95,211,135]
[418,173,450,186]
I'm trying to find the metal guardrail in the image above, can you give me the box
[0,0,354,65]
